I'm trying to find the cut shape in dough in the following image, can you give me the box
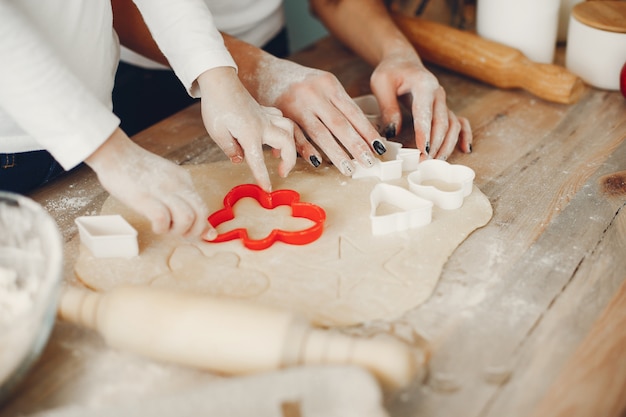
[74,155,492,326]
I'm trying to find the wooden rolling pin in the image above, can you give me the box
[58,285,419,389]
[392,13,586,104]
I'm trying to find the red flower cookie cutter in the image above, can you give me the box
[206,184,326,250]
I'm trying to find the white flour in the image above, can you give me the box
[0,194,61,392]
[0,264,38,324]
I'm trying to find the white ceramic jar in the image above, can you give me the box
[476,0,561,64]
[565,2,626,91]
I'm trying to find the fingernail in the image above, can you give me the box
[425,141,431,154]
[372,139,387,155]
[468,144,473,153]
[231,155,243,164]
[309,155,321,167]
[203,227,218,241]
[361,151,375,167]
[340,159,355,176]
[383,124,396,139]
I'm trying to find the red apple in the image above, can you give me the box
[621,62,626,99]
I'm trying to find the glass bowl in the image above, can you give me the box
[0,191,63,404]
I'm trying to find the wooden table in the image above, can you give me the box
[2,37,626,417]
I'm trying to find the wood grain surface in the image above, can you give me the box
[1,36,625,417]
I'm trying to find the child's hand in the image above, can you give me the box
[86,128,215,240]
[197,67,296,191]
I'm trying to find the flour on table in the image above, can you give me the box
[74,155,492,326]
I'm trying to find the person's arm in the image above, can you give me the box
[0,2,118,170]
[0,2,215,239]
[117,0,297,191]
[310,0,472,158]
[111,0,382,176]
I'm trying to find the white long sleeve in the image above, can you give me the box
[0,1,120,170]
[132,0,237,97]
[0,0,237,169]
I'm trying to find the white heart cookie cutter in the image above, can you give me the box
[370,183,433,236]
[407,159,475,210]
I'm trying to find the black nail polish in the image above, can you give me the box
[309,155,321,167]
[373,139,387,155]
[425,142,431,154]
[383,124,396,139]
[468,144,473,153]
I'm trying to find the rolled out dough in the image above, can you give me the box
[74,155,492,326]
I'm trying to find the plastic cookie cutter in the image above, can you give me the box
[380,140,421,172]
[352,158,403,181]
[352,143,421,181]
[206,184,326,250]
[75,215,138,258]
[353,94,383,132]
[407,159,475,210]
[370,183,433,236]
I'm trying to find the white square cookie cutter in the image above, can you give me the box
[75,215,138,258]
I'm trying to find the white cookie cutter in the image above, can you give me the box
[370,183,433,236]
[353,94,383,132]
[75,215,138,258]
[381,140,421,172]
[353,159,403,181]
[352,141,421,181]
[407,159,475,210]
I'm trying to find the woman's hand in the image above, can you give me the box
[252,58,386,176]
[370,51,472,160]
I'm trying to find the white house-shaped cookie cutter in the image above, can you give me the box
[353,158,403,181]
[370,183,433,236]
[75,215,138,258]
[408,159,475,210]
[381,140,421,172]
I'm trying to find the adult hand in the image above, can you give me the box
[197,66,297,191]
[252,58,385,176]
[370,50,472,160]
[86,128,215,240]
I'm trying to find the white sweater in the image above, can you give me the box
[121,0,284,69]
[0,0,236,170]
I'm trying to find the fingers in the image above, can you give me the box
[141,187,213,239]
[426,87,449,157]
[298,114,357,176]
[211,132,245,164]
[429,112,473,161]
[458,116,473,154]
[293,124,323,168]
[266,122,297,179]
[433,110,461,160]
[370,77,402,139]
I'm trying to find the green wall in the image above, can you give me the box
[284,1,328,52]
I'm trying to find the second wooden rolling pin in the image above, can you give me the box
[392,13,586,104]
